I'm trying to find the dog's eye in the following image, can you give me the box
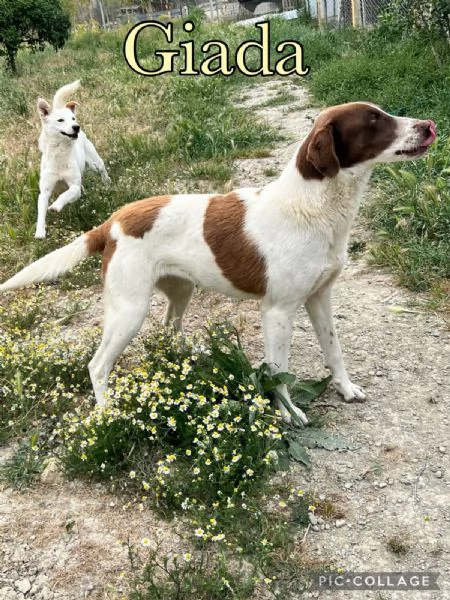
[72,117,75,121]
[369,112,380,124]
[57,118,64,123]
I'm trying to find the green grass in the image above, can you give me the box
[127,540,256,600]
[260,90,298,107]
[361,133,450,295]
[0,435,45,489]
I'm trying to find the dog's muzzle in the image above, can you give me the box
[61,131,79,140]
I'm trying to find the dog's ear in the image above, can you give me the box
[37,99,51,119]
[306,125,340,178]
[65,101,79,113]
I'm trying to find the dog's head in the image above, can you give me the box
[37,99,81,141]
[297,102,436,179]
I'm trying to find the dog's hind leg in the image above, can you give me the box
[35,185,53,239]
[305,282,366,403]
[88,262,153,405]
[156,276,194,333]
[262,302,308,426]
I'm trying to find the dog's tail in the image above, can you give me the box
[0,223,110,292]
[53,80,81,110]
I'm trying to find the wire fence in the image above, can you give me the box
[230,0,389,26]
[87,0,390,29]
[175,0,389,26]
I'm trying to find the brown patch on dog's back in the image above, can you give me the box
[85,196,170,279]
[116,196,170,238]
[204,193,267,295]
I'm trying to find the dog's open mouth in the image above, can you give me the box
[396,121,437,157]
[396,146,430,157]
[61,131,79,140]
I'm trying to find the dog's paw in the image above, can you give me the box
[49,201,63,213]
[334,379,366,403]
[290,405,309,426]
[102,173,111,185]
[277,400,309,426]
[34,229,46,239]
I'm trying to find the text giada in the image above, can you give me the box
[124,21,309,77]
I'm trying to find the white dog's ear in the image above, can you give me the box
[37,99,51,118]
[65,101,79,113]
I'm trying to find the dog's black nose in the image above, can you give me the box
[73,124,80,133]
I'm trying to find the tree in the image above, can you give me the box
[0,0,71,73]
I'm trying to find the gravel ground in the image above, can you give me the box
[1,80,449,600]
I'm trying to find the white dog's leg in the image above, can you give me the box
[49,185,81,213]
[88,265,153,405]
[157,276,194,333]
[84,138,110,185]
[305,285,366,402]
[35,187,52,238]
[262,302,308,426]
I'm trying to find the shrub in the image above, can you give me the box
[0,294,97,441]
[58,325,284,526]
[0,0,71,73]
[378,0,450,42]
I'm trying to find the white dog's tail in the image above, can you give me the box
[53,80,81,109]
[0,235,90,292]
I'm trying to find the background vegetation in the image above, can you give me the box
[0,0,70,72]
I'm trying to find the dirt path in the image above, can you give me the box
[1,80,449,600]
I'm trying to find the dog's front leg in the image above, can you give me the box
[35,186,52,238]
[305,284,366,403]
[262,302,308,425]
[84,138,110,185]
[49,184,81,213]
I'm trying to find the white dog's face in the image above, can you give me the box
[38,99,81,140]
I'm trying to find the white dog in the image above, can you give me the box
[35,80,110,239]
[1,103,436,425]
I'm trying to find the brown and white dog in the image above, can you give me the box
[0,102,436,424]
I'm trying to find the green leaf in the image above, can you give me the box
[287,440,311,467]
[277,449,291,471]
[262,370,297,391]
[295,429,359,451]
[291,376,331,406]
[270,372,297,386]
[393,205,416,213]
